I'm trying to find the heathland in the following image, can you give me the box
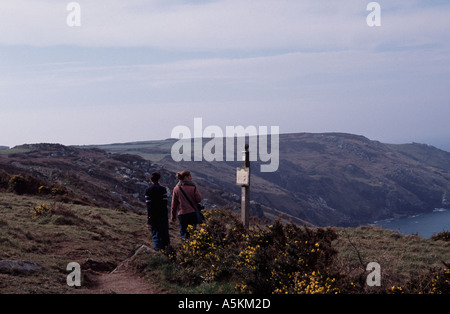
[0,192,448,294]
[0,133,449,294]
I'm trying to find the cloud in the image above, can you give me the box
[1,1,450,148]
[3,45,447,119]
[1,0,448,52]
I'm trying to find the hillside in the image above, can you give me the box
[0,192,156,293]
[0,144,175,211]
[90,133,450,227]
[0,143,245,216]
[0,193,448,294]
[2,133,450,227]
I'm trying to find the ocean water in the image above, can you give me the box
[374,208,450,238]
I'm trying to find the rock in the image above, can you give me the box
[111,244,154,274]
[126,244,152,259]
[0,260,45,275]
[111,191,124,201]
[82,259,116,272]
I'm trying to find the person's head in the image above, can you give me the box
[176,170,192,181]
[150,172,161,183]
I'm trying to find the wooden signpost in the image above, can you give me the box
[237,144,250,227]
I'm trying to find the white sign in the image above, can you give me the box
[236,168,250,186]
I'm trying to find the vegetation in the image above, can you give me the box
[0,192,147,293]
[431,231,450,242]
[2,172,69,200]
[143,209,450,294]
[0,191,449,294]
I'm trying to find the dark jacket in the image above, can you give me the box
[145,182,168,224]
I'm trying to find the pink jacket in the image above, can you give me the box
[171,181,202,219]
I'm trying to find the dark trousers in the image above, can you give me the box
[178,212,198,239]
[150,217,170,250]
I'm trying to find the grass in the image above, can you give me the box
[138,253,236,294]
[0,192,149,294]
[0,147,32,155]
[1,191,449,294]
[139,211,449,294]
[87,140,176,162]
[333,226,450,290]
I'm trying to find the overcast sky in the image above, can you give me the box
[1,0,449,151]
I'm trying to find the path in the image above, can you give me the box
[74,244,166,294]
[82,269,161,294]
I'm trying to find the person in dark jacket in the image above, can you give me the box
[145,172,170,250]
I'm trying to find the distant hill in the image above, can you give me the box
[2,133,450,227]
[89,133,450,227]
[0,146,9,150]
[0,143,244,217]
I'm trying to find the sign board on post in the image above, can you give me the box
[236,167,250,186]
[238,145,250,228]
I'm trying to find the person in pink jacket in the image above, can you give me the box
[171,170,203,239]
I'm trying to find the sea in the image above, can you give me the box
[373,208,450,238]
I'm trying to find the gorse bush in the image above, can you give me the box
[431,231,450,242]
[0,171,10,189]
[8,174,45,195]
[167,209,342,294]
[175,209,246,282]
[234,219,339,294]
[161,209,449,294]
[2,173,68,199]
[430,267,450,294]
[38,185,52,195]
[396,266,450,294]
[33,203,52,219]
[8,175,27,194]
[38,185,69,203]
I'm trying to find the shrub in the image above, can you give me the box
[431,231,450,242]
[33,204,52,219]
[8,174,45,195]
[402,266,450,294]
[167,209,341,294]
[38,185,52,195]
[175,209,246,282]
[157,209,449,294]
[430,267,450,294]
[0,171,11,190]
[8,175,27,194]
[234,220,339,294]
[51,187,67,196]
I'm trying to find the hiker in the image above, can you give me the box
[145,172,170,250]
[170,170,203,239]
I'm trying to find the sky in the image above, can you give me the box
[1,0,449,151]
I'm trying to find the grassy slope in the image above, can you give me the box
[0,192,448,294]
[0,192,152,294]
[334,226,450,288]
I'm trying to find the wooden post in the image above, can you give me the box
[241,144,250,227]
